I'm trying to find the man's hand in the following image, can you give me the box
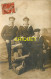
[43,50,47,54]
[6,40,9,43]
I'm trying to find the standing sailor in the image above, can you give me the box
[17,17,34,55]
[17,17,34,68]
[1,17,18,69]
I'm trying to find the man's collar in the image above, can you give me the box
[9,24,15,28]
[23,24,30,28]
[32,35,41,39]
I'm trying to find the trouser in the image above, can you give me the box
[37,52,43,69]
[31,52,37,68]
[31,49,43,69]
[6,40,11,68]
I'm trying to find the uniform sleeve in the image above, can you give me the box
[28,26,34,36]
[1,26,7,40]
[15,26,18,36]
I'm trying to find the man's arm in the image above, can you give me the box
[28,26,34,36]
[15,26,18,37]
[1,26,7,40]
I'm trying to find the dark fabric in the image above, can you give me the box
[17,25,34,55]
[28,26,34,36]
[17,26,34,37]
[1,25,18,40]
[31,36,44,50]
[17,25,34,67]
[21,41,30,55]
[1,25,18,68]
[31,36,44,69]
[6,41,11,67]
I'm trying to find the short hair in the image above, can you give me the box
[23,17,29,21]
[9,17,15,20]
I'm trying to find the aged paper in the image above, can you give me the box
[0,0,51,79]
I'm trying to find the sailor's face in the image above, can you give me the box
[9,19,14,26]
[23,20,29,26]
[35,32,40,38]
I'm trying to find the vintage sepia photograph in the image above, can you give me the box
[0,0,51,79]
